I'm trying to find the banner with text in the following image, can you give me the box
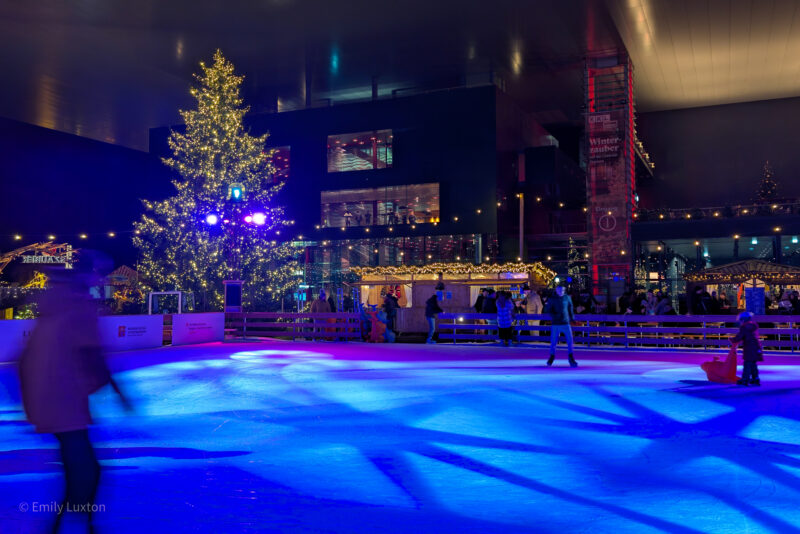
[587,110,632,266]
[99,315,163,352]
[171,312,224,345]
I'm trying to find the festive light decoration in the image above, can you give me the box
[351,261,555,282]
[685,259,800,284]
[133,50,298,310]
[756,160,778,202]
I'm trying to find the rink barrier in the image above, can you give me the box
[225,312,361,341]
[437,313,800,351]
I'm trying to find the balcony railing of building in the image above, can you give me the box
[634,201,800,223]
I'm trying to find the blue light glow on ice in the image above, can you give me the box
[3,341,800,533]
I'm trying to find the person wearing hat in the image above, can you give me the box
[425,282,446,344]
[732,311,763,386]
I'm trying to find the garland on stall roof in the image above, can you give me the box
[351,262,556,281]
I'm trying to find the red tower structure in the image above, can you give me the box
[585,53,637,299]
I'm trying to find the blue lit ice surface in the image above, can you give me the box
[2,342,800,533]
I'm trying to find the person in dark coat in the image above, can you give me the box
[480,288,498,339]
[732,311,763,386]
[383,290,399,335]
[473,290,485,313]
[425,282,445,344]
[327,291,337,313]
[342,292,354,313]
[496,291,515,346]
[544,286,577,367]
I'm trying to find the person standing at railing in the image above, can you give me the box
[642,291,657,315]
[527,286,543,329]
[544,286,578,367]
[732,311,763,386]
[425,282,445,344]
[482,288,497,334]
[496,291,515,347]
[383,289,399,337]
[311,290,331,339]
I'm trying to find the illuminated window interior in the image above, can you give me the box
[321,183,439,228]
[327,130,393,172]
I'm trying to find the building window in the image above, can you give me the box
[327,130,393,172]
[321,183,439,228]
[267,146,290,181]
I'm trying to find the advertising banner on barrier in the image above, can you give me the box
[99,315,163,352]
[171,312,224,345]
[0,319,36,362]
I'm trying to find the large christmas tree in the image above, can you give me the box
[134,50,299,310]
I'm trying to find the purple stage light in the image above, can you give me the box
[252,212,267,226]
[244,215,253,223]
[206,214,219,225]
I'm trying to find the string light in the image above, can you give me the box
[351,262,555,283]
[131,50,299,309]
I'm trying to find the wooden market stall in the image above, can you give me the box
[350,262,556,333]
[684,259,800,311]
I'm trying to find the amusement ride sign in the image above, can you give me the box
[21,254,72,265]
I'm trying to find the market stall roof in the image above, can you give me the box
[105,265,139,286]
[351,262,556,286]
[684,260,800,285]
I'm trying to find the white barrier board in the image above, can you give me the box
[171,312,224,345]
[98,315,164,352]
[0,319,36,362]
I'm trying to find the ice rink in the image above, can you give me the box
[2,340,800,533]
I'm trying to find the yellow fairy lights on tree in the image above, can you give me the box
[133,50,298,310]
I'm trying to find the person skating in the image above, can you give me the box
[18,260,131,534]
[425,282,445,344]
[732,311,763,386]
[544,286,577,367]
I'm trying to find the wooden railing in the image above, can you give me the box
[437,313,800,351]
[225,312,361,341]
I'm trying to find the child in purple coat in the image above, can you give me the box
[732,311,763,386]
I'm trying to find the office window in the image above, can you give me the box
[321,183,439,228]
[327,130,393,172]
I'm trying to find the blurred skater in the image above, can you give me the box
[18,259,130,533]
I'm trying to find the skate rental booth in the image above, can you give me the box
[350,262,556,333]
